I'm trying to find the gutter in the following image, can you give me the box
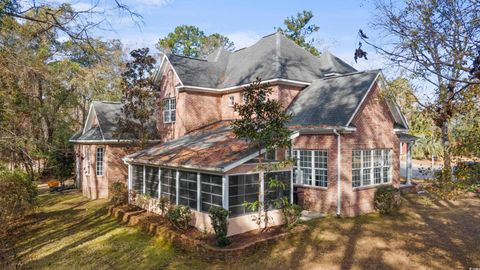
[333,129,342,216]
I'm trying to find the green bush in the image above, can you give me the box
[0,169,37,230]
[281,203,302,229]
[373,185,401,215]
[208,206,230,247]
[166,205,192,231]
[109,182,128,206]
[158,196,169,217]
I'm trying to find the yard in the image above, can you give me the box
[13,188,480,270]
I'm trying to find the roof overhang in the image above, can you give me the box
[294,126,357,135]
[70,139,162,144]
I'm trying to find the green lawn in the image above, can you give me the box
[14,190,480,270]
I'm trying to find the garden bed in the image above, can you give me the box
[109,204,307,260]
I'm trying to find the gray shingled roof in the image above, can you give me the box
[318,51,358,75]
[71,101,158,142]
[162,32,357,89]
[288,71,380,127]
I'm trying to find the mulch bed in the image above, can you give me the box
[108,204,307,260]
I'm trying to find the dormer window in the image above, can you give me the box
[163,98,176,123]
[227,95,235,107]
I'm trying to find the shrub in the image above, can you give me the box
[109,182,128,206]
[0,169,37,230]
[158,196,170,217]
[166,205,192,230]
[373,185,401,215]
[281,203,302,229]
[208,206,230,247]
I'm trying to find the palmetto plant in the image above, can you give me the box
[412,136,442,160]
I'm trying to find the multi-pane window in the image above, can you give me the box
[160,168,176,203]
[162,98,176,123]
[229,174,259,217]
[227,95,235,107]
[293,150,328,187]
[178,171,197,209]
[200,173,223,212]
[96,148,104,176]
[84,148,90,175]
[264,171,291,209]
[145,166,159,197]
[132,165,143,193]
[352,149,391,188]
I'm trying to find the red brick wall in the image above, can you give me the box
[157,62,305,140]
[74,144,139,199]
[295,83,401,216]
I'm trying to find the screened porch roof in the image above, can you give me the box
[123,121,259,173]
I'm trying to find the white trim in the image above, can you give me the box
[177,78,310,94]
[158,167,162,198]
[155,54,184,87]
[222,149,266,172]
[196,172,201,212]
[345,72,381,127]
[175,170,180,205]
[259,171,265,212]
[379,73,409,129]
[222,175,228,210]
[142,165,146,194]
[82,104,95,135]
[70,139,162,144]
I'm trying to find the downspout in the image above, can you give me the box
[333,129,341,216]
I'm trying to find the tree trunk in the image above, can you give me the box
[441,120,451,182]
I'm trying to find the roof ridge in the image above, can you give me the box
[319,69,380,80]
[169,53,208,62]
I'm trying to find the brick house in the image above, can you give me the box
[70,101,159,199]
[72,32,415,235]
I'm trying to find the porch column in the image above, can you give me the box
[406,142,412,185]
[175,170,179,205]
[197,172,201,212]
[142,165,146,194]
[259,171,265,211]
[158,167,162,198]
[127,164,132,203]
[222,175,229,210]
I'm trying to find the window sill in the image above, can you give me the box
[352,183,391,191]
[294,184,328,190]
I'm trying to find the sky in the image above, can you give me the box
[68,0,393,73]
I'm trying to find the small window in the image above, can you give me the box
[264,148,277,161]
[163,98,176,123]
[242,94,247,104]
[84,148,90,175]
[227,95,235,107]
[96,147,104,176]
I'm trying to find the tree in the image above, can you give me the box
[356,0,480,185]
[276,10,320,56]
[0,7,124,180]
[157,25,234,58]
[117,48,157,143]
[231,78,293,231]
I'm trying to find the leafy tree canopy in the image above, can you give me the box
[157,25,234,58]
[276,10,320,56]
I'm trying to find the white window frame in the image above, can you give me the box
[352,149,391,188]
[163,98,176,123]
[264,148,277,161]
[227,95,235,107]
[96,147,104,176]
[84,147,90,175]
[293,149,328,188]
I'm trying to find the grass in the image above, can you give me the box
[13,190,480,269]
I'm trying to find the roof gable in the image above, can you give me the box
[288,71,380,128]
[157,32,357,90]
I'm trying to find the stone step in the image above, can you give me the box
[300,210,325,221]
